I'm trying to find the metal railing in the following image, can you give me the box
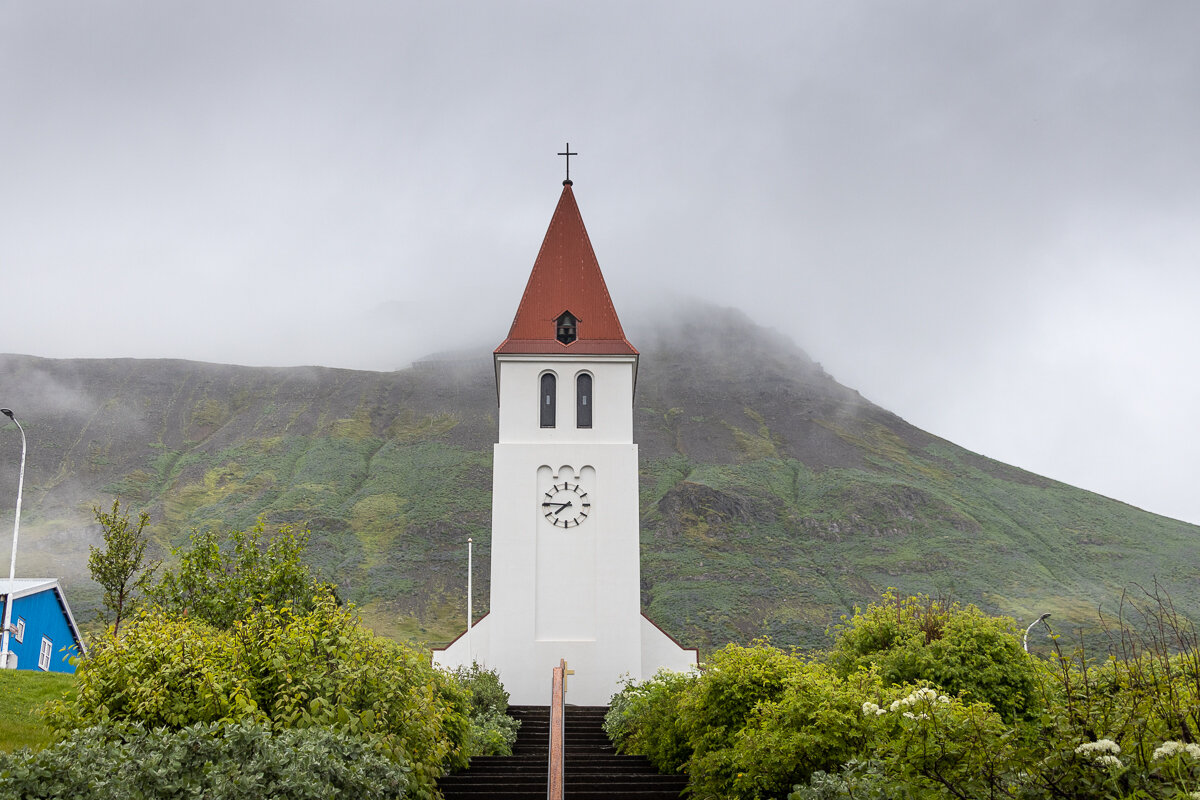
[547,659,569,800]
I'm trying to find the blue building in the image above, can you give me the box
[0,579,86,673]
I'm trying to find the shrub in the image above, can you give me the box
[1025,645,1200,797]
[788,685,1020,800]
[231,590,471,786]
[788,760,906,800]
[605,669,697,773]
[43,610,249,730]
[677,640,807,797]
[45,590,470,799]
[609,647,879,799]
[0,720,411,800]
[727,661,878,799]
[829,592,1040,722]
[610,591,1200,800]
[864,685,1018,799]
[449,662,520,757]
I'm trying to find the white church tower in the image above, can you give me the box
[434,180,697,705]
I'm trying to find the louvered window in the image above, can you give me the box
[555,312,577,344]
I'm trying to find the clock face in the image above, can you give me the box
[541,480,591,528]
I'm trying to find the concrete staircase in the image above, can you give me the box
[439,705,688,799]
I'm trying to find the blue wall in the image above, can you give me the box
[7,589,80,673]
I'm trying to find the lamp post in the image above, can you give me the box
[1023,612,1051,653]
[0,409,26,669]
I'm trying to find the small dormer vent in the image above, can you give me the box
[555,312,578,344]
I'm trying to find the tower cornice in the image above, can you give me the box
[493,352,638,405]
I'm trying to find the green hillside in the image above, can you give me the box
[1,307,1195,649]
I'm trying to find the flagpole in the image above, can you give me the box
[466,537,473,664]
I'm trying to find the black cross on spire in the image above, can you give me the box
[558,143,577,186]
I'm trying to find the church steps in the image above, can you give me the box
[439,705,687,800]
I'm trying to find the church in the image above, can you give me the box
[433,176,697,705]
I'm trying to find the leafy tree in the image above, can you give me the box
[828,591,1041,722]
[87,499,159,635]
[149,520,318,627]
[679,641,801,764]
[728,661,876,799]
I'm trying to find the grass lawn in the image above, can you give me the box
[0,671,75,752]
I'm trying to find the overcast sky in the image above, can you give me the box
[2,2,1198,525]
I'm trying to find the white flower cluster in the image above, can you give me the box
[889,687,950,712]
[862,687,950,718]
[1075,739,1120,754]
[1153,740,1200,761]
[1075,739,1123,768]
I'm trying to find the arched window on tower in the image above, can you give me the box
[540,372,556,428]
[576,373,592,428]
[556,312,577,344]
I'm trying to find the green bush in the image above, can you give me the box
[829,592,1040,722]
[609,647,879,799]
[602,591,1200,800]
[605,669,696,773]
[788,760,905,800]
[797,650,1200,799]
[728,662,877,799]
[1020,646,1200,798]
[449,662,520,757]
[0,720,411,800]
[45,590,470,799]
[44,611,247,730]
[1046,647,1200,755]
[864,685,1018,799]
[232,590,471,785]
[678,641,804,796]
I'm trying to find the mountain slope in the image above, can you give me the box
[1,307,1194,648]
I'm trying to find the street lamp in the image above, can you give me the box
[1023,612,1051,653]
[0,409,26,669]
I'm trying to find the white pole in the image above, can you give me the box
[1,410,27,670]
[466,537,473,664]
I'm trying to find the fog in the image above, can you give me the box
[2,2,1198,524]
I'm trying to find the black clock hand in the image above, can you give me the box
[541,501,572,512]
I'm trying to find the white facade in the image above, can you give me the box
[434,353,697,705]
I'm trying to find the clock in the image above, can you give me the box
[541,480,591,528]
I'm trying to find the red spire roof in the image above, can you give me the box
[495,184,637,356]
